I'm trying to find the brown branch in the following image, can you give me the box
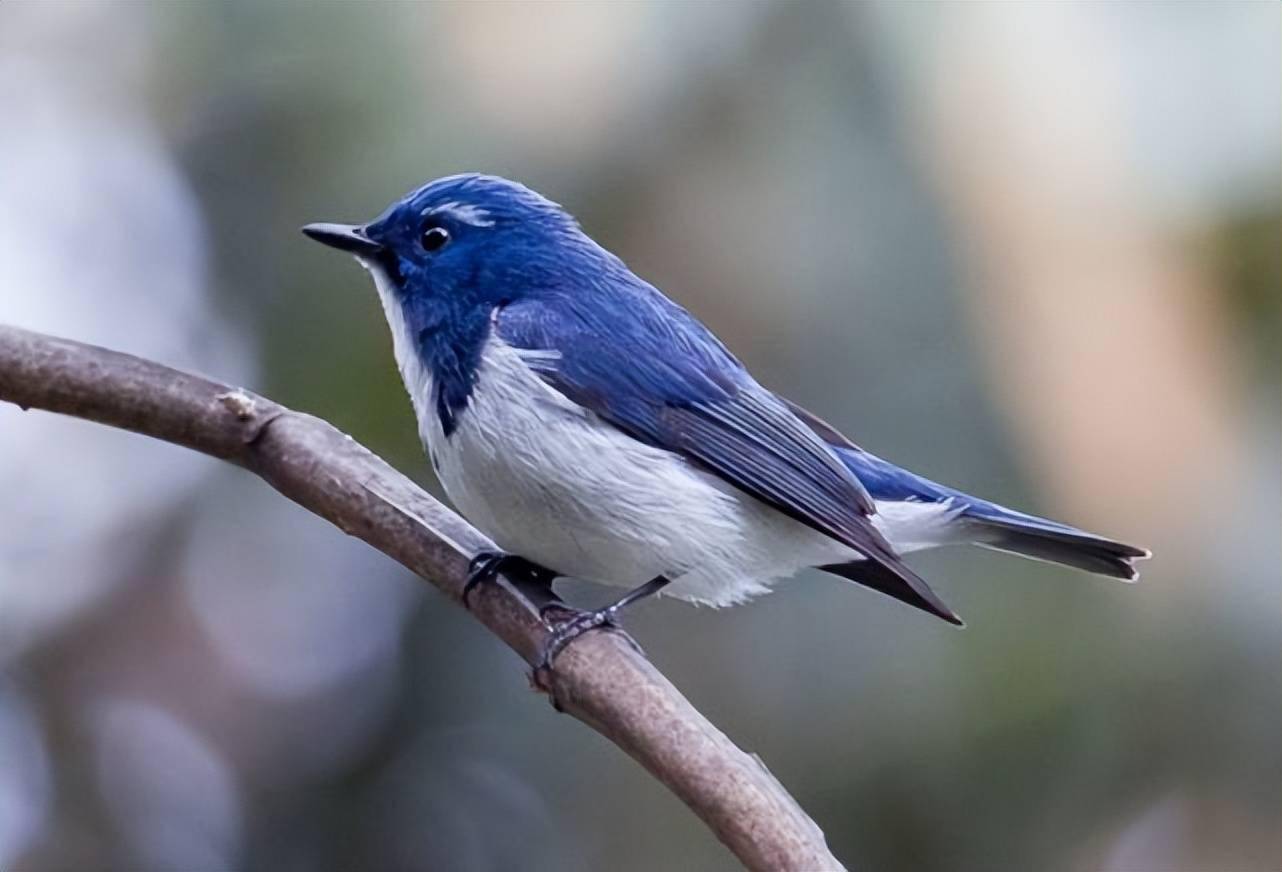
[0,323,844,872]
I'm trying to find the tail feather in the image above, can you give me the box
[967,512,1150,581]
[810,434,1150,582]
[780,397,1151,614]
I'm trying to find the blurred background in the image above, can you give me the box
[1,3,1278,870]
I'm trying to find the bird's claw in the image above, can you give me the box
[463,551,506,609]
[534,575,669,670]
[463,551,557,609]
[536,606,621,672]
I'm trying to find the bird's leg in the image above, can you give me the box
[463,551,559,609]
[537,575,671,671]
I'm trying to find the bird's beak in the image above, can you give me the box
[301,222,384,257]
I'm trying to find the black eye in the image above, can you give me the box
[420,224,450,252]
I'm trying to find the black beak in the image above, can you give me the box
[301,222,384,257]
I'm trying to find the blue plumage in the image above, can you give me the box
[360,174,594,433]
[303,173,1148,642]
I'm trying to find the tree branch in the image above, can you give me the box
[0,323,843,872]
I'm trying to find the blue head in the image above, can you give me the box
[304,173,605,308]
[303,173,617,430]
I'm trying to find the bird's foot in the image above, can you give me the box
[535,575,671,671]
[536,605,620,672]
[463,551,557,609]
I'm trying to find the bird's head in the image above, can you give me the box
[303,173,601,312]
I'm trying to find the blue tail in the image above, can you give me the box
[780,398,1149,623]
[837,448,1149,580]
[780,396,1147,580]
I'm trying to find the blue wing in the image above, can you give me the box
[494,285,955,620]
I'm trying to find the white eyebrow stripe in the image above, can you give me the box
[423,201,495,227]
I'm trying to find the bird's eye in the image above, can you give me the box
[420,224,450,252]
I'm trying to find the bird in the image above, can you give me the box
[303,173,1149,666]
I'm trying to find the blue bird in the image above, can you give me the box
[303,174,1149,665]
